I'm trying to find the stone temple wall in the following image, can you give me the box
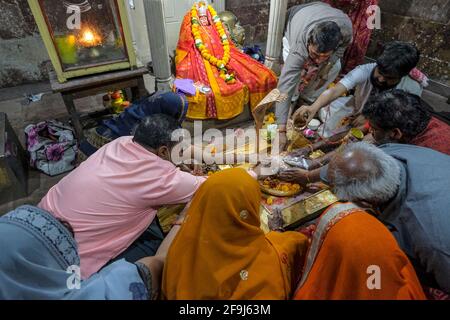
[366,0,449,86]
[0,0,50,88]
[225,0,308,45]
[227,0,449,85]
[0,0,448,87]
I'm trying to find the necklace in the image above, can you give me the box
[191,3,235,84]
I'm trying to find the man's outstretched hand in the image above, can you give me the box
[292,105,318,128]
[278,168,310,185]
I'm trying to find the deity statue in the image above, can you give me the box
[218,11,246,49]
[198,4,210,26]
[175,1,277,120]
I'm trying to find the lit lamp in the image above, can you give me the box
[78,27,102,58]
[28,0,138,83]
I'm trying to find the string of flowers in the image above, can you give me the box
[191,3,236,84]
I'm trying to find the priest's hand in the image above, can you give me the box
[278,168,310,186]
[177,162,203,176]
[288,145,312,158]
[251,163,274,180]
[191,163,204,176]
[350,114,367,127]
[277,131,288,152]
[292,105,317,128]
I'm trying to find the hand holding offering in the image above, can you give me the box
[292,105,317,129]
[278,168,310,185]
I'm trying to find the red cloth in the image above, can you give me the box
[323,0,378,74]
[410,117,450,156]
[298,59,320,93]
[409,68,429,87]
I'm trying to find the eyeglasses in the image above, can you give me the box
[308,44,332,62]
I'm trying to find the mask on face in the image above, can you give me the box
[370,69,398,92]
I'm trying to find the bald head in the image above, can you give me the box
[328,142,401,205]
[330,146,381,182]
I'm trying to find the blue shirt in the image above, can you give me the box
[379,143,450,292]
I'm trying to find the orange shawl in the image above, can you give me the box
[162,168,308,299]
[294,203,426,300]
[176,10,277,120]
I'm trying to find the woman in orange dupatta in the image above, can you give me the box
[294,202,426,300]
[162,168,308,299]
[175,2,277,120]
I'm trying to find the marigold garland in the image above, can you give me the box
[191,3,236,84]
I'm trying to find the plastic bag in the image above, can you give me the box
[318,96,353,138]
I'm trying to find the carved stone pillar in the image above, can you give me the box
[143,0,172,91]
[264,0,288,75]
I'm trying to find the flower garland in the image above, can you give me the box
[191,3,236,84]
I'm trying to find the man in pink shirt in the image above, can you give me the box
[39,114,205,279]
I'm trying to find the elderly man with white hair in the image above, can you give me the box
[320,142,450,294]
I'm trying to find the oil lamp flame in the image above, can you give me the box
[83,30,94,42]
[78,27,102,47]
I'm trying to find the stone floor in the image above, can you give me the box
[0,77,449,215]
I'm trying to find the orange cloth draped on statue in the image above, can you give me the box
[294,203,426,300]
[162,169,308,299]
[175,11,277,120]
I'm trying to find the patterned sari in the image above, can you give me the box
[176,10,277,120]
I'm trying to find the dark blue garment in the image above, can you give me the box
[103,91,188,137]
[79,91,188,158]
[0,205,149,299]
[108,217,164,264]
[243,45,265,63]
[379,143,450,292]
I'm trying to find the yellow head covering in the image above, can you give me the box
[162,168,307,299]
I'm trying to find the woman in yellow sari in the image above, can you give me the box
[176,2,277,120]
[162,168,308,299]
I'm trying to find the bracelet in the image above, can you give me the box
[134,261,153,299]
[171,219,184,226]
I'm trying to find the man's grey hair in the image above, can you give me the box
[332,142,401,204]
[309,21,342,53]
